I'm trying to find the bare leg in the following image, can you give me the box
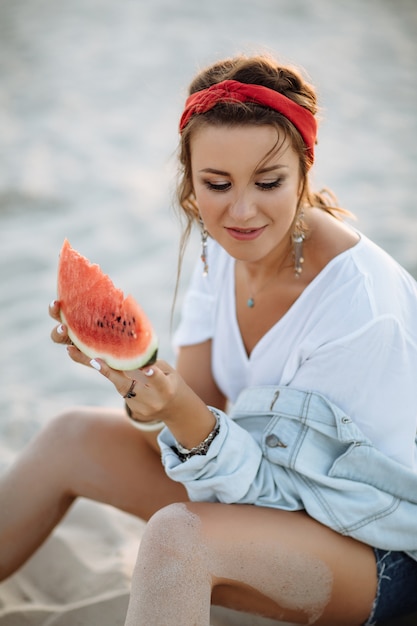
[125,502,377,626]
[0,407,187,580]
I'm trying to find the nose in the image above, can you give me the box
[228,189,257,222]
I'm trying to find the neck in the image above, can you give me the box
[238,239,294,308]
[241,238,293,283]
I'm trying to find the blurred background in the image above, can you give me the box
[1,0,416,460]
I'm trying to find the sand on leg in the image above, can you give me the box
[125,502,377,626]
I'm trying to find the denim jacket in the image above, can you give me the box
[159,386,417,561]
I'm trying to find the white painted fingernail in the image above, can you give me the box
[90,359,101,371]
[50,300,57,309]
[57,324,65,335]
[144,368,154,377]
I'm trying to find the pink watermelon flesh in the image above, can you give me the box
[57,239,158,370]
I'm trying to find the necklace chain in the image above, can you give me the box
[246,272,279,308]
[242,212,306,308]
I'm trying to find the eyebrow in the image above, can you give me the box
[198,165,289,175]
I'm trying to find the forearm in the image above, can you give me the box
[175,341,227,412]
[152,379,217,451]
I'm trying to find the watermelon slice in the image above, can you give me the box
[57,239,158,370]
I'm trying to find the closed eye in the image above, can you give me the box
[256,179,283,190]
[204,181,231,192]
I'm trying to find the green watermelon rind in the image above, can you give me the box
[61,309,159,371]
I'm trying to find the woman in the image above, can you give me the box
[1,54,417,625]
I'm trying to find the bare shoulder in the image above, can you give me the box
[305,208,360,275]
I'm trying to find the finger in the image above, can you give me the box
[51,323,73,345]
[123,378,137,398]
[132,362,180,405]
[67,345,93,366]
[49,299,62,322]
[91,359,166,400]
[89,358,133,397]
[139,364,163,391]
[132,362,170,388]
[143,359,175,376]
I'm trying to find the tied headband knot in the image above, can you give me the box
[184,82,246,116]
[179,79,317,162]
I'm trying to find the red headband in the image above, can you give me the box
[179,79,317,162]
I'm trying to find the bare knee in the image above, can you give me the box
[143,502,203,554]
[38,406,111,451]
[27,407,114,496]
[127,504,212,624]
[135,504,211,591]
[138,502,210,578]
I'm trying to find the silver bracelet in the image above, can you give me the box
[125,402,164,432]
[173,408,220,462]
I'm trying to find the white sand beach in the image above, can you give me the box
[0,0,416,624]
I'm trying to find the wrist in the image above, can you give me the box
[172,408,220,462]
[125,402,164,432]
[163,395,217,450]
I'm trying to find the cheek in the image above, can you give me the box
[195,191,223,222]
[278,184,302,213]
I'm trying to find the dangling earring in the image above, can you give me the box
[200,219,209,277]
[292,210,305,278]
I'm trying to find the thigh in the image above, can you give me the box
[36,406,188,519]
[187,502,377,626]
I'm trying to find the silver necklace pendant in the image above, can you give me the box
[247,297,255,308]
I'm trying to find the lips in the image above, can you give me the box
[225,226,266,241]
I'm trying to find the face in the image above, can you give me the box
[190,124,302,267]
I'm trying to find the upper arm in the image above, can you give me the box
[175,340,227,411]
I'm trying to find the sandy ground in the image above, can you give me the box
[0,0,416,624]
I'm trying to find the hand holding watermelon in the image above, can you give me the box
[70,350,218,448]
[50,298,174,427]
[51,240,217,443]
[53,240,158,370]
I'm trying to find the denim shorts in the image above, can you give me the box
[363,549,417,625]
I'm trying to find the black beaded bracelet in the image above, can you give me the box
[171,409,220,462]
